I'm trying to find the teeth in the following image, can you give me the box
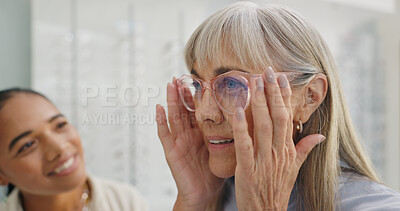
[209,139,234,144]
[54,157,75,174]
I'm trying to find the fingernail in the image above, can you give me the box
[256,77,264,92]
[235,107,245,121]
[155,107,161,123]
[318,135,326,144]
[265,66,276,84]
[278,74,288,88]
[155,115,160,124]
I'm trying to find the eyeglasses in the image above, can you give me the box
[177,70,304,114]
[177,71,255,114]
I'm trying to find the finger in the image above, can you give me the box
[233,107,255,171]
[181,84,198,129]
[189,109,198,128]
[167,83,184,135]
[277,74,294,147]
[264,67,288,151]
[250,76,272,158]
[295,134,326,168]
[156,104,174,152]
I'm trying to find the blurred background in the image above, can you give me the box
[0,0,399,210]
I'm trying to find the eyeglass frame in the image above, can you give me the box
[177,70,308,115]
[177,70,260,114]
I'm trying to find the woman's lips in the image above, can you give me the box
[48,155,78,177]
[206,136,235,151]
[209,139,234,144]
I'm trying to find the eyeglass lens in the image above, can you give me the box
[178,75,249,113]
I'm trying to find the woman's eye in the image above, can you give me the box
[220,77,243,89]
[226,80,237,88]
[56,122,68,129]
[192,81,201,91]
[17,140,35,155]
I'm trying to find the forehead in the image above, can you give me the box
[0,94,58,142]
[192,51,259,80]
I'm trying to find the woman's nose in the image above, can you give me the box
[195,89,223,124]
[43,131,69,161]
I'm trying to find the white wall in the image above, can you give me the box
[378,4,400,191]
[0,0,31,201]
[0,0,31,89]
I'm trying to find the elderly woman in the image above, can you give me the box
[156,2,400,210]
[0,88,147,211]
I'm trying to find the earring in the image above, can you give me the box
[296,120,303,133]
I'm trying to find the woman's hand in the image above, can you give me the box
[156,78,224,211]
[233,68,326,211]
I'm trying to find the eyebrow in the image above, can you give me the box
[8,131,32,152]
[190,69,200,77]
[8,113,64,152]
[191,66,248,78]
[214,67,248,75]
[48,114,64,123]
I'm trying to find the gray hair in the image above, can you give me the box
[184,2,379,211]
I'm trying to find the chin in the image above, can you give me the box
[56,161,87,192]
[209,156,236,178]
[72,163,87,186]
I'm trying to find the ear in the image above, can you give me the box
[296,73,328,123]
[0,169,10,186]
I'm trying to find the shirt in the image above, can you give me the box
[0,175,148,211]
[224,170,400,210]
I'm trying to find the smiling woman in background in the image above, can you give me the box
[156,2,400,210]
[0,88,147,211]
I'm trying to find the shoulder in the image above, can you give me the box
[338,171,400,211]
[0,188,23,211]
[0,200,6,210]
[91,176,141,197]
[88,175,148,211]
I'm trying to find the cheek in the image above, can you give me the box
[5,152,44,184]
[67,128,83,150]
[197,122,205,134]
[73,137,85,160]
[63,128,85,165]
[224,113,233,127]
[63,129,87,180]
